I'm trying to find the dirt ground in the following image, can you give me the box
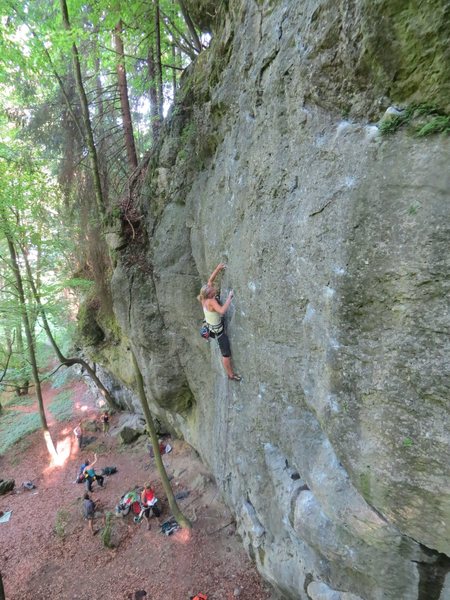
[0,378,273,600]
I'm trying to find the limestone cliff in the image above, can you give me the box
[87,1,450,598]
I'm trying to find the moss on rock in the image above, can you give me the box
[77,300,105,347]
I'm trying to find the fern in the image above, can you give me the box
[416,115,450,137]
[101,511,114,548]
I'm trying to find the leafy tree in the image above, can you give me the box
[114,19,138,170]
[59,0,106,218]
[1,208,57,457]
[0,0,207,456]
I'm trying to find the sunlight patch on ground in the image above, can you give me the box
[46,434,72,469]
[44,429,58,459]
[173,528,192,544]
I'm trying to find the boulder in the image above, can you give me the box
[119,426,141,445]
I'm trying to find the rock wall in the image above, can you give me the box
[100,1,450,598]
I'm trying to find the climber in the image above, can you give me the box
[82,452,104,492]
[198,263,241,381]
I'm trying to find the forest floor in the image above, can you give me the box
[0,376,273,600]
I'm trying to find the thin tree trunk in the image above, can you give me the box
[114,20,138,171]
[171,0,180,95]
[154,0,164,120]
[15,325,29,395]
[23,243,39,338]
[4,226,56,457]
[94,35,109,206]
[171,43,177,98]
[21,249,118,412]
[147,44,162,142]
[0,333,13,384]
[59,0,105,219]
[178,0,202,53]
[131,349,191,529]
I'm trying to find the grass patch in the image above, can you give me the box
[51,366,78,389]
[0,410,41,456]
[49,390,73,422]
[4,394,34,408]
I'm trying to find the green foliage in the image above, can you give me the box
[101,511,114,548]
[54,508,71,539]
[48,389,73,422]
[0,409,41,455]
[51,366,77,389]
[0,0,203,389]
[402,437,414,447]
[177,122,197,161]
[408,204,420,216]
[379,104,450,137]
[4,394,34,408]
[378,105,417,135]
[416,115,450,137]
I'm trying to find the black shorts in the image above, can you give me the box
[209,330,231,358]
[144,503,161,518]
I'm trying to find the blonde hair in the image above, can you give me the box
[197,284,215,303]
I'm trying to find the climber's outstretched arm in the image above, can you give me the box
[207,263,226,286]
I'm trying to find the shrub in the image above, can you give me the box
[0,411,41,456]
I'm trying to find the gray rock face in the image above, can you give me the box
[102,1,450,598]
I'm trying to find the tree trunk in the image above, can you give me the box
[0,332,14,384]
[131,349,191,529]
[114,20,138,171]
[59,0,105,219]
[178,0,202,53]
[147,44,162,142]
[171,43,177,98]
[4,225,56,457]
[171,0,179,97]
[15,323,29,395]
[94,35,109,206]
[21,249,118,412]
[154,0,164,120]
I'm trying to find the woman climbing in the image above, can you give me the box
[198,263,241,381]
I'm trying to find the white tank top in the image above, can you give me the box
[203,305,221,327]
